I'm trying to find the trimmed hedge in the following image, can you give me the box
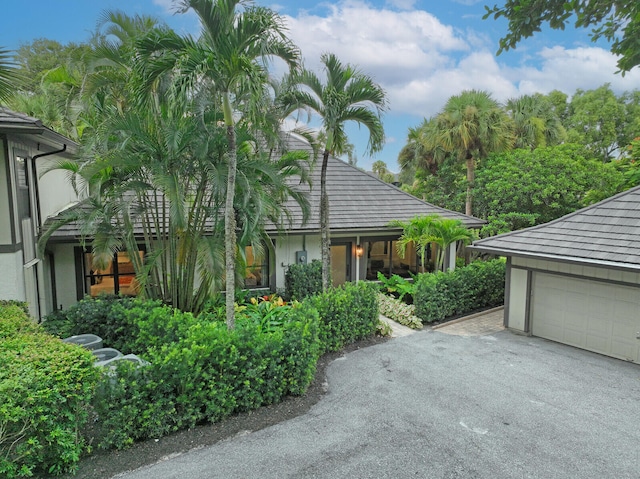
[308,281,379,353]
[284,260,323,301]
[92,302,321,449]
[414,259,505,323]
[0,304,99,477]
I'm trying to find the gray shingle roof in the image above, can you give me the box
[0,107,78,150]
[46,132,484,240]
[470,184,640,268]
[275,132,484,232]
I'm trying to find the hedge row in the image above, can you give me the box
[414,259,505,323]
[93,302,321,449]
[0,304,99,478]
[38,281,380,450]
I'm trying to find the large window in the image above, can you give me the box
[244,245,269,289]
[83,250,143,297]
[364,239,420,279]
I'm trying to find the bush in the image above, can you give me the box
[41,296,165,354]
[0,305,99,477]
[284,260,322,301]
[377,293,423,329]
[308,282,379,353]
[414,259,505,323]
[376,272,416,303]
[92,302,320,449]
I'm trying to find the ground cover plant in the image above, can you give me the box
[377,292,423,329]
[0,303,99,478]
[414,259,505,323]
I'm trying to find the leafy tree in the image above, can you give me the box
[506,93,566,150]
[567,84,629,161]
[137,0,301,328]
[281,53,387,291]
[0,48,20,103]
[474,144,623,227]
[372,160,395,182]
[433,89,514,216]
[484,0,640,73]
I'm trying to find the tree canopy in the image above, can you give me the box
[484,0,640,73]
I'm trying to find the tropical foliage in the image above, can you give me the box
[281,53,387,290]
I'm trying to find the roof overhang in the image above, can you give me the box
[468,244,640,273]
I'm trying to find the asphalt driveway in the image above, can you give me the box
[116,329,640,479]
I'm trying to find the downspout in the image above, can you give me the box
[30,143,68,321]
[31,143,67,229]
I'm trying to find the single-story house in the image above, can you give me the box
[1,109,483,318]
[470,186,640,365]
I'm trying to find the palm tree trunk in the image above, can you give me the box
[320,149,331,291]
[224,93,237,330]
[465,156,475,216]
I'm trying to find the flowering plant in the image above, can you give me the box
[240,294,299,332]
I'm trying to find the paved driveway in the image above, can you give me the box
[117,329,640,479]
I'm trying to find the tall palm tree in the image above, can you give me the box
[282,53,387,290]
[506,93,566,150]
[434,90,514,216]
[136,0,300,328]
[429,218,474,271]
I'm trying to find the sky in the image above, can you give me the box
[2,0,640,171]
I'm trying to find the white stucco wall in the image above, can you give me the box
[36,158,79,223]
[50,244,78,310]
[0,251,26,301]
[506,267,528,332]
[274,233,322,289]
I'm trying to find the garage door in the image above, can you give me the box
[531,272,640,364]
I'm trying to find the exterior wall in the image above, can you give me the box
[0,251,25,300]
[505,265,529,332]
[274,233,322,289]
[0,137,12,245]
[511,256,640,286]
[36,158,78,222]
[49,244,78,311]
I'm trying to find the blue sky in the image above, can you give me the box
[2,0,640,171]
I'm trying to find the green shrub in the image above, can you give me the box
[309,282,379,353]
[41,296,165,354]
[376,272,416,303]
[377,293,423,329]
[0,305,99,477]
[92,302,320,449]
[284,259,322,301]
[414,259,505,323]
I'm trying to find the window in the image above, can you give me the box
[364,239,420,279]
[83,250,143,297]
[244,245,269,289]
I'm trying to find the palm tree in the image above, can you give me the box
[282,53,387,290]
[388,215,438,273]
[0,48,21,103]
[389,215,474,273]
[136,0,300,328]
[506,93,566,150]
[429,218,475,272]
[434,90,514,216]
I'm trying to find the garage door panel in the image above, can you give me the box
[531,272,640,364]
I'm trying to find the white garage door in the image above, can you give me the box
[531,272,640,364]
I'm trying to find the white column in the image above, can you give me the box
[446,241,457,271]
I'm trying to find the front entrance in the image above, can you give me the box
[330,242,352,286]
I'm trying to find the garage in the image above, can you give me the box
[469,185,640,364]
[531,272,640,364]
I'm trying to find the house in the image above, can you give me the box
[0,108,78,319]
[470,186,640,365]
[1,109,483,318]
